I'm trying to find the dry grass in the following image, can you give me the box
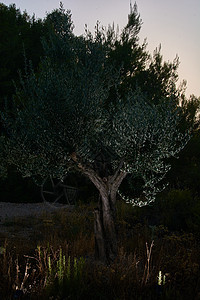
[0,201,200,299]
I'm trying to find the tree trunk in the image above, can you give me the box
[94,190,117,264]
[77,161,127,264]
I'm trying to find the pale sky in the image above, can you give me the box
[2,0,200,98]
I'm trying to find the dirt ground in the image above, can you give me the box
[0,202,69,241]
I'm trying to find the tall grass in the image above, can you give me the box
[0,201,200,299]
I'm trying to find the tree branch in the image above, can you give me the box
[70,152,106,191]
[109,159,125,185]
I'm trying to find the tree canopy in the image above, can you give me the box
[2,4,189,201]
[0,3,196,263]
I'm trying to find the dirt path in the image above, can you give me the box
[0,202,70,240]
[0,202,62,222]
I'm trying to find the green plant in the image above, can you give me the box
[157,270,166,286]
[1,217,200,300]
[0,245,6,255]
[35,244,87,298]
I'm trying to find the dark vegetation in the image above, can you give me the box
[0,2,200,299]
[1,202,200,299]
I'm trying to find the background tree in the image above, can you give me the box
[166,94,200,193]
[0,3,50,202]
[2,6,189,263]
[103,4,182,108]
[0,3,47,108]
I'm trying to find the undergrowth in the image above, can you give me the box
[0,200,200,299]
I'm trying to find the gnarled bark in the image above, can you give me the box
[94,190,118,263]
[85,167,126,263]
[75,158,127,263]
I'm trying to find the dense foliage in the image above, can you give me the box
[1,3,194,195]
[0,3,47,107]
[0,3,199,201]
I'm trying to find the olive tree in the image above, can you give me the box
[2,6,189,263]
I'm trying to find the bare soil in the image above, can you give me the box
[0,202,69,241]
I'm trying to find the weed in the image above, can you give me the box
[0,203,200,299]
